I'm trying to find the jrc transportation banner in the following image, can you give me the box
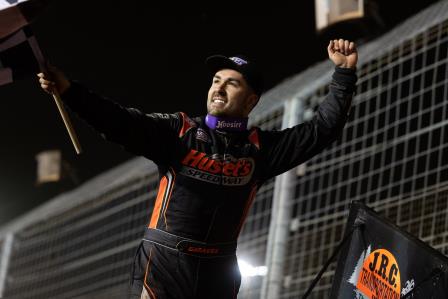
[330,201,448,299]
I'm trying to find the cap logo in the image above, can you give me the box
[230,57,248,66]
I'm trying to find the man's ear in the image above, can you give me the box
[246,93,259,112]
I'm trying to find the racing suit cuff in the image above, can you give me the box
[332,67,358,93]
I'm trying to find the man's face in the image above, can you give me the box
[207,69,258,118]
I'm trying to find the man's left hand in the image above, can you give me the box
[328,39,358,69]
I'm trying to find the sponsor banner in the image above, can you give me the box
[330,201,448,299]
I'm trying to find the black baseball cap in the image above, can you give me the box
[205,55,264,97]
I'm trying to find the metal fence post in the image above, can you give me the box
[261,96,304,299]
[0,233,14,297]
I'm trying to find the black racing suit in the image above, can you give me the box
[61,67,357,298]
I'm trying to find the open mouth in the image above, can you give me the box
[212,94,227,105]
[213,98,226,104]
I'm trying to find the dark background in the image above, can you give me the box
[0,0,439,225]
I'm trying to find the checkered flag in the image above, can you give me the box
[0,0,51,38]
[0,0,51,85]
[0,0,82,154]
[0,25,44,86]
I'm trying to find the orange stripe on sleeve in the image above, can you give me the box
[163,169,176,229]
[179,112,194,137]
[248,128,260,149]
[149,176,168,228]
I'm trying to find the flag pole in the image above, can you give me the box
[30,31,83,155]
[51,89,82,154]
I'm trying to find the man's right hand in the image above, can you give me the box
[37,65,71,95]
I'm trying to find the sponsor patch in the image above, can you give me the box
[216,120,243,129]
[196,128,211,143]
[180,149,254,186]
[230,56,248,66]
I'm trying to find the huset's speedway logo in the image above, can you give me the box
[349,246,401,299]
[180,149,254,186]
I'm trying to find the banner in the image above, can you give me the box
[330,201,448,299]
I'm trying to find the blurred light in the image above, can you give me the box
[35,150,61,184]
[238,259,268,277]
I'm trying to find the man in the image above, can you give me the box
[38,39,358,299]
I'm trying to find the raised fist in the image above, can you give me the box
[328,39,358,69]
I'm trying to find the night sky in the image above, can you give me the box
[0,0,439,225]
